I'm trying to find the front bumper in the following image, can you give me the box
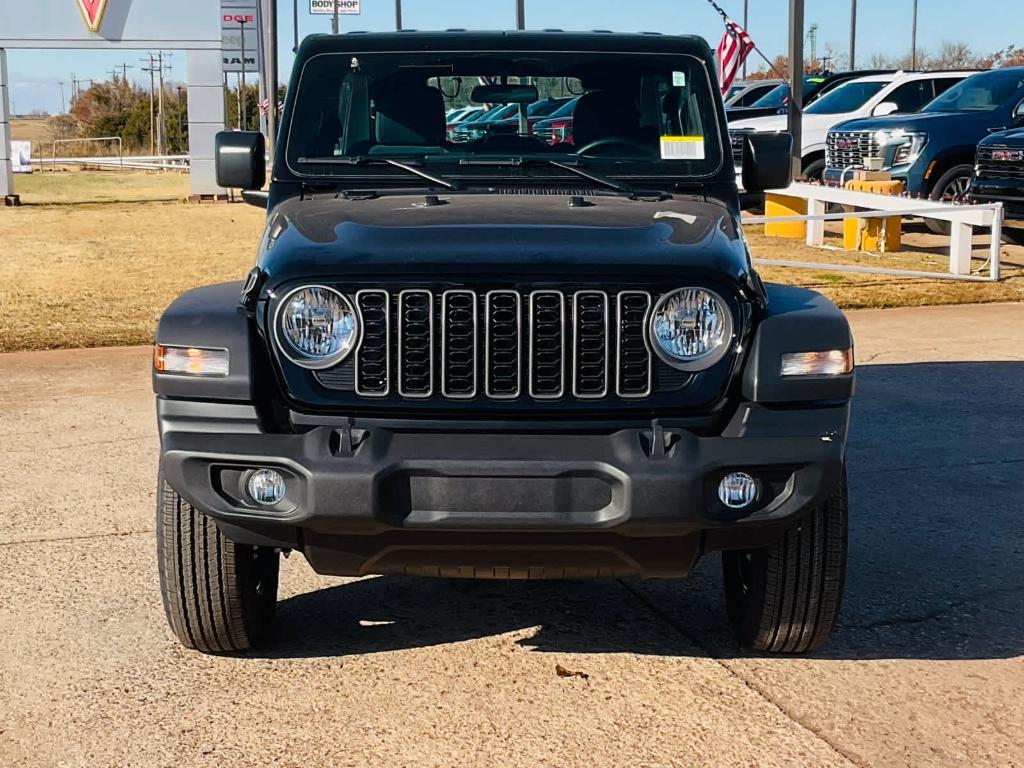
[158,398,848,577]
[971,177,1024,225]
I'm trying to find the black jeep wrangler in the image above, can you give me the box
[153,32,854,655]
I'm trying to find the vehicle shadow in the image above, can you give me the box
[257,361,1024,662]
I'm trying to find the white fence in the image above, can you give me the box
[743,182,1005,282]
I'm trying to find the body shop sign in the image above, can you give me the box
[310,0,360,14]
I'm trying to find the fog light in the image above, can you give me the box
[246,469,286,506]
[718,472,757,509]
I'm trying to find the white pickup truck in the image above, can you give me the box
[730,70,975,180]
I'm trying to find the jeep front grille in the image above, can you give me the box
[342,288,660,402]
[826,130,880,170]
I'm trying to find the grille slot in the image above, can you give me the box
[441,290,478,398]
[485,290,522,399]
[528,291,566,399]
[397,290,434,398]
[354,290,390,397]
[616,291,653,398]
[826,130,880,170]
[572,291,609,398]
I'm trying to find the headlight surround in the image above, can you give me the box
[274,285,359,369]
[874,129,928,167]
[649,288,734,371]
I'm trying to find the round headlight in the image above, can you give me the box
[649,288,733,370]
[275,285,359,369]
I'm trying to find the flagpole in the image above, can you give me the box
[702,0,785,79]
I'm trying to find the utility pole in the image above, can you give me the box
[742,0,749,78]
[849,0,857,69]
[58,82,66,114]
[910,0,919,69]
[266,0,279,157]
[332,0,339,34]
[293,0,299,51]
[157,52,169,157]
[787,0,804,178]
[395,0,403,30]
[177,86,185,152]
[515,0,525,30]
[141,55,156,155]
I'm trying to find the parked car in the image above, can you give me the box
[824,67,1024,232]
[485,96,574,133]
[726,73,830,121]
[724,79,784,107]
[449,104,519,141]
[158,31,855,656]
[533,96,580,144]
[970,126,1024,244]
[445,105,485,131]
[733,70,974,179]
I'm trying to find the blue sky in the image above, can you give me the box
[5,0,1021,114]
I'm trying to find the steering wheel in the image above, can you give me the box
[576,136,652,156]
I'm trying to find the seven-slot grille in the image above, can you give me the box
[825,130,880,169]
[976,146,1024,180]
[348,289,657,401]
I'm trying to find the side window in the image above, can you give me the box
[886,81,930,113]
[931,77,962,100]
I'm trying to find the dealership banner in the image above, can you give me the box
[222,0,261,73]
[310,0,361,14]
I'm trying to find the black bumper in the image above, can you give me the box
[158,399,848,578]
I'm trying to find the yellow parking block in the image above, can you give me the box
[764,193,807,239]
[842,180,905,253]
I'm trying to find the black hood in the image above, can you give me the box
[256,191,751,289]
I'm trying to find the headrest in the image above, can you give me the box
[572,90,642,149]
[375,85,446,146]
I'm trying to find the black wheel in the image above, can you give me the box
[925,164,974,235]
[156,474,279,653]
[722,469,848,654]
[800,157,826,182]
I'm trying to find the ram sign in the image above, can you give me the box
[310,0,361,14]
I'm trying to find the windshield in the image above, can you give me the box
[921,69,1024,112]
[751,83,787,108]
[804,80,887,114]
[285,50,724,182]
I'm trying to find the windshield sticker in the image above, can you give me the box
[660,136,705,160]
[672,71,687,87]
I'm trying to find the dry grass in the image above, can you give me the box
[1,171,1022,352]
[10,117,55,145]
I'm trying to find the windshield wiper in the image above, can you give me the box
[296,156,460,190]
[459,156,634,195]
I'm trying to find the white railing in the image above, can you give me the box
[743,182,1004,282]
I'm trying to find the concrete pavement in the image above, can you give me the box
[1,303,1022,768]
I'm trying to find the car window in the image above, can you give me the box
[923,69,1024,112]
[751,83,787,108]
[286,51,725,180]
[886,80,933,113]
[804,80,887,114]
[734,84,772,106]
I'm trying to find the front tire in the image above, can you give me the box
[925,164,974,235]
[156,475,280,653]
[722,470,848,654]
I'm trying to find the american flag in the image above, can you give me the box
[259,98,285,117]
[715,19,756,96]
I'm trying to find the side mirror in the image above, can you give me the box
[215,131,266,191]
[741,132,794,193]
[872,101,899,117]
[1013,100,1024,125]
